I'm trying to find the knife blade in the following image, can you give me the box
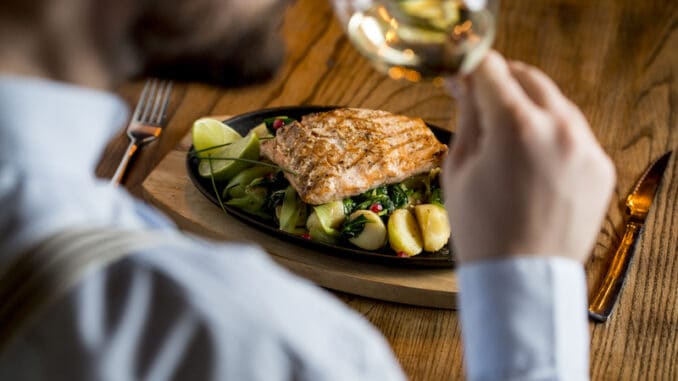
[588,151,672,322]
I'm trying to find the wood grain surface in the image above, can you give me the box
[96,0,678,379]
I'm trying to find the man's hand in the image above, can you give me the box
[442,51,616,264]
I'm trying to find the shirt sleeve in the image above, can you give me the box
[457,256,590,381]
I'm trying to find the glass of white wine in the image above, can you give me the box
[331,0,498,82]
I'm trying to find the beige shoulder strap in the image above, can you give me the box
[0,227,171,352]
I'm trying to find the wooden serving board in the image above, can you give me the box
[142,133,458,309]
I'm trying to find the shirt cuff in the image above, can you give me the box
[458,256,589,381]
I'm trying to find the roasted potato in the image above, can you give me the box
[414,204,451,252]
[348,210,386,250]
[388,209,423,256]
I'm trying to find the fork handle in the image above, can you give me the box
[588,220,643,322]
[111,140,139,186]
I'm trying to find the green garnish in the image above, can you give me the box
[342,198,356,216]
[279,186,306,233]
[429,187,444,207]
[266,189,286,213]
[195,154,298,176]
[341,214,370,239]
[355,186,395,215]
[208,153,228,215]
[389,184,409,209]
[190,142,233,155]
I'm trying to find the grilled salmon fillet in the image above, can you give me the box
[260,108,448,205]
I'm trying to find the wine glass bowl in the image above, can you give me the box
[332,0,498,82]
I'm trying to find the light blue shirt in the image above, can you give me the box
[0,76,589,380]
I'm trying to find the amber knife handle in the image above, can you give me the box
[588,220,644,322]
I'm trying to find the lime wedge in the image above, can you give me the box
[251,122,274,139]
[192,118,242,154]
[198,132,260,181]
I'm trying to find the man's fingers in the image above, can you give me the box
[471,51,541,136]
[509,60,597,147]
[445,77,481,169]
[508,61,570,114]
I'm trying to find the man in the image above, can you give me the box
[0,0,615,380]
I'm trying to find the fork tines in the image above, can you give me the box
[133,79,173,126]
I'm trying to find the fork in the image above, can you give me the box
[111,79,173,185]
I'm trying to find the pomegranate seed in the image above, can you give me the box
[301,233,311,240]
[370,203,383,213]
[272,118,285,129]
[396,251,408,258]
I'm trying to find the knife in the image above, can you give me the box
[588,151,672,322]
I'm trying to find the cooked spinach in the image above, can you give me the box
[265,189,286,214]
[342,198,355,216]
[389,184,409,209]
[429,187,444,207]
[355,186,391,213]
[340,214,370,239]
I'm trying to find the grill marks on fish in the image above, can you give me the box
[260,108,448,205]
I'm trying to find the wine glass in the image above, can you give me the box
[331,0,498,83]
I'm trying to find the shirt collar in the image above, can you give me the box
[0,75,129,176]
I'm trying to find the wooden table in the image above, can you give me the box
[97,0,678,379]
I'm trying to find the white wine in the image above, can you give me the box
[346,0,495,81]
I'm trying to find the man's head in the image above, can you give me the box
[133,0,290,87]
[0,0,290,88]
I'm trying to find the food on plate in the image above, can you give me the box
[260,108,448,205]
[225,166,277,199]
[277,185,307,234]
[197,131,260,181]
[192,118,242,154]
[191,109,452,257]
[306,200,345,244]
[251,122,274,139]
[346,210,387,251]
[414,204,451,252]
[388,209,423,256]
